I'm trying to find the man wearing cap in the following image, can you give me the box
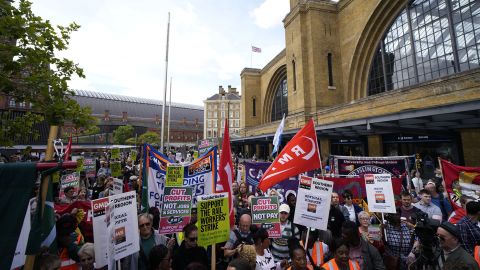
[414,189,443,221]
[425,180,452,221]
[270,203,301,263]
[457,201,480,255]
[437,222,479,269]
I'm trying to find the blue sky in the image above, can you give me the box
[30,0,290,105]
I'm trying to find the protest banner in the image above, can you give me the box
[251,196,281,238]
[166,164,184,187]
[110,161,122,177]
[332,155,414,178]
[244,161,299,204]
[111,148,120,159]
[113,178,123,195]
[440,158,480,208]
[198,138,218,156]
[59,172,80,200]
[293,175,333,230]
[364,174,396,213]
[160,187,193,234]
[92,198,109,268]
[76,158,84,173]
[108,191,139,260]
[55,201,93,242]
[197,193,230,247]
[83,157,97,178]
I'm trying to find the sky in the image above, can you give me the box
[30,0,290,106]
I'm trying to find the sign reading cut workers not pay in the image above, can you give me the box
[197,192,229,247]
[293,175,333,230]
[364,174,396,213]
[251,196,281,238]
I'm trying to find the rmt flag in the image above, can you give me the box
[258,119,321,191]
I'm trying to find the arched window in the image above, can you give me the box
[271,78,288,121]
[367,0,479,96]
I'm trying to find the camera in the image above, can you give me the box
[410,212,442,269]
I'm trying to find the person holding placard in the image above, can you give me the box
[270,204,301,263]
[320,238,360,270]
[357,211,384,254]
[382,208,415,270]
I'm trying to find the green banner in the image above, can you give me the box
[197,193,230,247]
[166,165,183,187]
[111,148,120,159]
[110,161,122,177]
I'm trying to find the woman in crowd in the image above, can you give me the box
[77,188,88,201]
[321,238,360,270]
[78,242,95,270]
[252,227,287,270]
[287,239,312,270]
[383,208,415,270]
[411,170,424,194]
[341,190,362,224]
[357,211,384,253]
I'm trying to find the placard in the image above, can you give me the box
[197,193,229,247]
[166,165,184,187]
[92,198,109,268]
[293,175,333,230]
[251,196,281,238]
[368,224,382,241]
[111,148,120,159]
[83,158,97,178]
[76,158,84,173]
[110,161,122,177]
[160,187,193,234]
[364,174,396,213]
[59,172,80,200]
[113,178,123,195]
[130,150,137,161]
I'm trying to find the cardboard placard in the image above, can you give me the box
[59,172,80,200]
[110,161,122,177]
[251,196,281,238]
[111,148,120,159]
[364,174,396,213]
[197,193,230,247]
[166,165,184,187]
[160,187,193,234]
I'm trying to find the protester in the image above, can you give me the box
[328,196,346,238]
[341,190,362,224]
[223,214,254,258]
[456,201,480,255]
[172,223,209,270]
[331,192,349,222]
[149,244,171,270]
[341,221,385,270]
[382,208,415,270]
[398,191,422,228]
[38,251,61,270]
[449,195,475,224]
[357,211,383,252]
[77,243,95,270]
[232,181,239,197]
[60,186,76,204]
[91,174,106,200]
[287,238,312,270]
[148,206,161,230]
[57,214,84,269]
[413,189,442,221]
[227,258,252,270]
[286,193,297,223]
[237,243,257,269]
[411,170,423,194]
[252,226,287,269]
[300,228,329,268]
[425,180,452,221]
[76,187,87,201]
[271,204,301,263]
[97,160,111,176]
[321,238,360,270]
[437,222,479,269]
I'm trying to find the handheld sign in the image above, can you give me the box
[76,158,84,173]
[92,198,109,268]
[111,148,120,159]
[83,158,97,178]
[251,196,281,238]
[112,178,123,195]
[59,172,80,200]
[293,175,333,230]
[197,193,230,247]
[166,164,184,187]
[160,187,193,234]
[110,161,122,177]
[364,174,396,213]
[130,150,137,161]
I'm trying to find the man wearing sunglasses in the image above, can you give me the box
[172,223,209,270]
[437,221,479,269]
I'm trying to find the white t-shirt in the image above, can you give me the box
[412,177,423,193]
[256,249,280,270]
[345,204,356,222]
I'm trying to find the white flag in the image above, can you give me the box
[271,114,285,156]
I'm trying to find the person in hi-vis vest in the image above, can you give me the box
[300,229,330,268]
[321,238,360,270]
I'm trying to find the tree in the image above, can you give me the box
[138,131,161,145]
[113,125,134,144]
[0,0,95,146]
[0,111,43,147]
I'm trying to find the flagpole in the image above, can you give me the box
[160,12,171,154]
[167,77,172,151]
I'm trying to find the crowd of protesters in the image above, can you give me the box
[7,146,480,270]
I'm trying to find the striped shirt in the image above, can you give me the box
[270,221,300,262]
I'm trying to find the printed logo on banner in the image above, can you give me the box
[365,174,375,184]
[93,198,109,218]
[299,177,312,189]
[188,158,211,176]
[115,227,126,244]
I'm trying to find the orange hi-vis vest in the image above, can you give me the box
[300,240,326,267]
[321,259,360,270]
[59,234,82,270]
[474,245,480,267]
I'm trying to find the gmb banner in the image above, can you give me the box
[197,193,229,247]
[143,144,217,209]
[244,161,299,204]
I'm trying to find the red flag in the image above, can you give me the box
[64,135,72,161]
[217,119,235,228]
[258,119,321,191]
[440,158,480,209]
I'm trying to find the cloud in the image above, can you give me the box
[250,0,290,29]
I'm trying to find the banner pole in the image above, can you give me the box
[304,228,310,251]
[211,244,216,270]
[382,213,387,242]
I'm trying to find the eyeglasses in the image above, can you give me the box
[139,222,151,228]
[188,237,198,242]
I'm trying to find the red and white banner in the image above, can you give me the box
[258,119,321,191]
[217,119,235,228]
[440,159,480,209]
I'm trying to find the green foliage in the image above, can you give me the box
[113,125,134,144]
[138,131,160,144]
[0,111,43,147]
[0,0,95,129]
[80,123,100,136]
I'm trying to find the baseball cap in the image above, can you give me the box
[279,204,290,214]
